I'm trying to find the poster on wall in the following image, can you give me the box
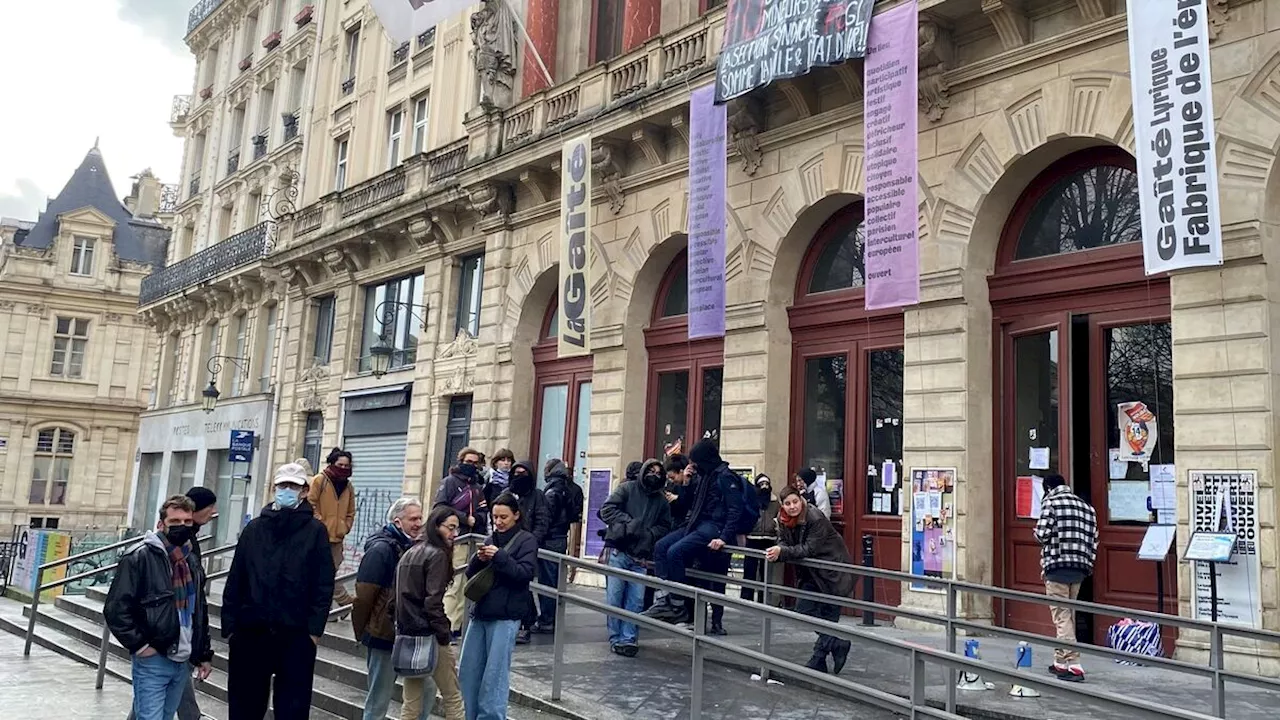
[583,468,613,559]
[1125,0,1224,275]
[14,530,71,599]
[1117,401,1158,463]
[558,133,593,358]
[687,85,727,340]
[1189,470,1261,627]
[862,0,919,310]
[715,0,876,103]
[909,467,957,592]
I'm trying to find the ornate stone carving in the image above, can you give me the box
[982,0,1029,50]
[466,182,513,219]
[105,313,123,323]
[298,363,330,383]
[25,303,45,315]
[592,141,625,215]
[439,364,474,394]
[918,19,955,123]
[470,0,517,109]
[438,329,479,360]
[0,300,15,312]
[300,394,326,412]
[727,97,763,176]
[1208,0,1229,42]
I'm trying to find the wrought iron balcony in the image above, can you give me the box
[189,172,201,198]
[252,130,269,160]
[392,42,411,65]
[171,95,192,124]
[159,184,179,214]
[187,0,228,35]
[227,148,240,176]
[416,28,436,51]
[283,111,300,142]
[341,77,355,96]
[139,221,271,306]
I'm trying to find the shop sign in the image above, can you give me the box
[559,133,592,358]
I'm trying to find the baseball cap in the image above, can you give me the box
[273,462,311,486]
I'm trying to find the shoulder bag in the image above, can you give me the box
[392,627,438,677]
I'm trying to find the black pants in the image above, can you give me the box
[536,537,568,625]
[694,552,730,625]
[796,581,845,657]
[740,538,774,601]
[227,627,317,720]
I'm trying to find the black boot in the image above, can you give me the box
[804,652,829,673]
[830,638,851,675]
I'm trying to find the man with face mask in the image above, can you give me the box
[599,459,673,656]
[105,495,212,720]
[222,463,335,720]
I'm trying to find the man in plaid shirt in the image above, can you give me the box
[1033,474,1098,682]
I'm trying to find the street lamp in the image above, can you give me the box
[369,300,428,379]
[202,355,250,413]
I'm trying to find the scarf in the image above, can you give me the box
[167,541,196,628]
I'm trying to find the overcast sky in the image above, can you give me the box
[0,0,193,221]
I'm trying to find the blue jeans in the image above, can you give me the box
[363,647,395,720]
[606,550,647,647]
[653,524,718,604]
[131,653,189,720]
[458,619,519,720]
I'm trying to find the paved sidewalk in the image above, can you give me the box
[0,627,137,719]
[513,585,1280,720]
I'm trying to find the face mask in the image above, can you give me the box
[458,464,479,479]
[275,487,302,508]
[329,465,352,479]
[164,525,193,546]
[642,472,665,491]
[757,486,772,500]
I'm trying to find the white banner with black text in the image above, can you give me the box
[558,133,593,358]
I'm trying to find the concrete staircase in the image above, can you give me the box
[0,587,573,720]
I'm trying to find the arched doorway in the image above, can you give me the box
[645,250,725,458]
[530,300,593,485]
[787,202,904,608]
[990,147,1176,645]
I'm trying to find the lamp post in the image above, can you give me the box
[202,355,251,413]
[369,300,428,379]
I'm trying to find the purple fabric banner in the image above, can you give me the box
[583,468,612,558]
[687,85,728,339]
[863,1,919,311]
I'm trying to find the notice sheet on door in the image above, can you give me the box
[1189,470,1261,627]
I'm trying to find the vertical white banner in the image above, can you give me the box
[558,133,592,358]
[1126,0,1224,275]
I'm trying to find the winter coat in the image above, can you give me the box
[222,500,335,638]
[435,470,488,535]
[543,467,584,543]
[776,505,856,598]
[1034,485,1099,575]
[599,475,674,560]
[679,463,745,542]
[104,532,212,664]
[748,494,781,539]
[805,479,832,519]
[352,525,414,650]
[310,470,356,543]
[510,464,551,545]
[465,528,538,622]
[396,541,453,645]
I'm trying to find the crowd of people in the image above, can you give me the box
[105,439,1100,720]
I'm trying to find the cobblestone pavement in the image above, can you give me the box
[0,629,135,719]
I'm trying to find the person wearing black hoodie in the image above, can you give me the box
[508,460,549,644]
[599,458,673,655]
[222,462,335,720]
[643,440,746,625]
[534,458,583,633]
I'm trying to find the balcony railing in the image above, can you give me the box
[171,95,192,123]
[428,140,467,183]
[226,148,240,176]
[341,77,355,96]
[340,169,407,219]
[294,204,324,236]
[159,184,180,214]
[392,42,411,65]
[252,130,269,160]
[187,0,228,35]
[139,221,271,306]
[283,111,300,142]
[416,28,436,51]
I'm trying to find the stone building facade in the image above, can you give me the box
[143,0,1280,667]
[0,146,169,531]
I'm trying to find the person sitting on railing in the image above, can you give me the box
[510,461,550,645]
[104,495,213,720]
[643,440,754,627]
[599,458,674,657]
[765,486,855,675]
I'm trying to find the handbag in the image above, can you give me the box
[464,565,496,602]
[392,631,438,677]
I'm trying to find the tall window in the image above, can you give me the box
[360,273,424,373]
[412,95,429,154]
[69,237,95,276]
[257,305,277,392]
[243,12,259,60]
[386,109,405,169]
[230,313,248,395]
[29,428,74,505]
[312,295,336,364]
[1013,160,1141,260]
[334,136,350,191]
[165,332,183,406]
[271,0,286,30]
[455,254,484,337]
[50,317,89,379]
[593,0,625,63]
[344,24,361,85]
[303,412,324,472]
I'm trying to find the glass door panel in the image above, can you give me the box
[572,382,592,486]
[538,384,570,484]
[653,370,689,457]
[801,355,847,492]
[1013,330,1060,478]
[699,368,723,443]
[866,349,904,516]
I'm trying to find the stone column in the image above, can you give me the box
[521,0,557,98]
[622,0,660,53]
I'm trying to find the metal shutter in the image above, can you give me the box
[339,434,409,570]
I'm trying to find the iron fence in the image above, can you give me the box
[187,0,227,34]
[139,221,271,305]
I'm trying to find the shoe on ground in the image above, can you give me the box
[831,640,851,675]
[641,601,679,620]
[1049,663,1085,682]
[707,623,727,636]
[611,643,639,658]
[532,621,555,634]
[667,608,694,626]
[516,629,531,645]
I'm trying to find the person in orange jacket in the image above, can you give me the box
[311,447,357,613]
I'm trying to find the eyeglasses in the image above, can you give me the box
[442,524,460,533]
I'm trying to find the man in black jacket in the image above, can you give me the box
[533,458,582,634]
[510,461,549,643]
[105,495,212,720]
[600,459,673,655]
[222,462,335,720]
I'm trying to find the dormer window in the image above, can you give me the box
[70,237,95,276]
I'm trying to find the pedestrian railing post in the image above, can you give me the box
[690,590,707,720]
[758,556,772,683]
[860,533,876,626]
[1210,625,1227,718]
[550,553,569,703]
[945,583,958,714]
[95,621,111,689]
[910,649,926,720]
[460,536,476,641]
[23,584,41,656]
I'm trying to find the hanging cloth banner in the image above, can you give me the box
[862,0,919,310]
[367,0,474,45]
[1125,0,1224,275]
[558,133,592,358]
[687,85,728,340]
[715,0,876,103]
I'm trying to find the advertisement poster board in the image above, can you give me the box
[14,529,71,599]
[909,467,957,592]
[583,468,613,559]
[1189,470,1261,627]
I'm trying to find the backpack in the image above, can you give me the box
[719,468,760,537]
[547,476,585,528]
